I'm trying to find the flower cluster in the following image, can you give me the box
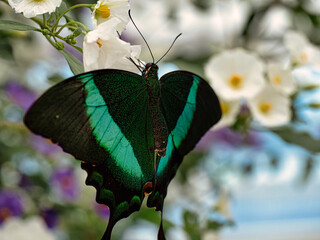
[7,0,140,75]
[205,31,320,129]
[83,0,141,73]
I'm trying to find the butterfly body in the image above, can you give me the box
[24,65,222,240]
[144,63,168,157]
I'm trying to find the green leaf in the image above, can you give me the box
[183,211,201,240]
[55,2,68,19]
[273,127,320,153]
[0,20,39,31]
[59,49,84,75]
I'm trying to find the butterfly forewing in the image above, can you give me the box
[24,69,155,228]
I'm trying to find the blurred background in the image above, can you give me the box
[0,0,320,239]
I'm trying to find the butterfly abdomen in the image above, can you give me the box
[149,98,168,157]
[144,63,169,157]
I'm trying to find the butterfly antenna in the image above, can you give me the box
[155,33,182,65]
[127,57,144,74]
[129,10,155,63]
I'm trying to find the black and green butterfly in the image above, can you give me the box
[24,58,221,239]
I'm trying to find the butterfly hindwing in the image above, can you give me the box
[147,71,221,210]
[24,69,155,237]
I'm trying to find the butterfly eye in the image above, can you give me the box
[143,182,153,196]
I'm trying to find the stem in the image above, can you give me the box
[31,17,45,28]
[30,8,84,54]
[52,4,93,32]
[44,35,58,49]
[56,21,88,35]
[72,21,89,32]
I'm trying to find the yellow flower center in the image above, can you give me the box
[220,103,229,115]
[228,74,243,89]
[300,52,308,62]
[96,38,103,48]
[259,102,272,114]
[273,75,281,84]
[96,6,111,19]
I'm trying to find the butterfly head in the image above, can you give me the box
[142,63,159,79]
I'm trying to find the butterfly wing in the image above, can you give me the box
[24,69,155,237]
[147,71,221,210]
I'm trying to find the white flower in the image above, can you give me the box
[292,65,320,89]
[284,31,320,67]
[83,18,141,73]
[303,0,320,15]
[8,0,62,18]
[248,85,291,127]
[214,99,241,129]
[267,63,296,95]
[204,48,265,101]
[0,217,56,240]
[92,0,129,31]
[258,5,291,38]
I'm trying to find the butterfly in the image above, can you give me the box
[24,33,221,240]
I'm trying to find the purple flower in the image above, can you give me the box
[196,127,261,150]
[41,208,58,229]
[94,203,110,219]
[18,174,33,190]
[0,190,24,224]
[4,81,36,111]
[51,168,79,202]
[28,135,62,157]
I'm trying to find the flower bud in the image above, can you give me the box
[70,39,77,45]
[55,41,65,50]
[41,29,50,35]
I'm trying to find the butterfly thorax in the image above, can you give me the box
[143,63,168,157]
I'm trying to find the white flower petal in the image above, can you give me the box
[83,41,100,69]
[213,98,241,129]
[284,31,320,66]
[83,21,141,73]
[248,85,291,127]
[267,63,296,95]
[92,0,129,31]
[8,0,62,18]
[85,18,120,43]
